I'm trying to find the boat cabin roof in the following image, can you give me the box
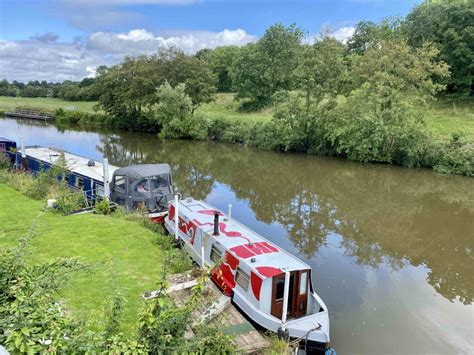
[21,146,118,182]
[114,164,171,179]
[0,137,16,143]
[179,198,311,278]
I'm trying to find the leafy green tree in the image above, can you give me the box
[272,36,348,152]
[207,46,241,92]
[165,52,217,112]
[325,40,450,165]
[403,0,474,94]
[153,82,207,139]
[231,23,305,107]
[347,18,403,54]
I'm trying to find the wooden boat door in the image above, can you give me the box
[271,270,309,320]
[271,274,285,319]
[295,270,309,318]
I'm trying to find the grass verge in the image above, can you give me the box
[0,183,166,331]
[0,96,97,113]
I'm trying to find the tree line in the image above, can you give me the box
[0,77,101,101]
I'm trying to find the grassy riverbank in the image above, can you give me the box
[0,183,166,331]
[0,96,97,113]
[2,94,473,141]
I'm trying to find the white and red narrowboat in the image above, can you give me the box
[164,197,331,351]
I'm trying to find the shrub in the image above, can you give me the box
[0,154,10,170]
[434,133,474,176]
[154,82,195,139]
[95,197,111,215]
[55,189,88,214]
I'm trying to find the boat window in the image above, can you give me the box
[135,178,149,193]
[210,245,222,263]
[76,176,84,190]
[299,271,308,295]
[236,267,250,290]
[114,175,126,193]
[149,175,169,191]
[275,276,285,301]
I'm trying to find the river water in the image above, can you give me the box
[1,118,473,354]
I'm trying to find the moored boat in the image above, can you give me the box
[163,197,331,351]
[0,137,173,219]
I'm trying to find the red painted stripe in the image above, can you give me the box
[262,242,279,253]
[256,266,283,278]
[230,245,255,259]
[251,272,262,301]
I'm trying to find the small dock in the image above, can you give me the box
[5,109,53,121]
[145,271,270,353]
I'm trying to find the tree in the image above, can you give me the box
[325,40,450,165]
[403,0,474,95]
[231,23,305,107]
[153,82,194,139]
[272,36,348,152]
[165,52,216,113]
[207,46,241,92]
[347,18,403,55]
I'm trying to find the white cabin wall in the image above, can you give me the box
[260,279,273,314]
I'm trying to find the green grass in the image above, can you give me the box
[0,184,165,331]
[197,93,272,123]
[0,96,97,113]
[424,98,474,142]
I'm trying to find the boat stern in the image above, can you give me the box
[284,308,330,350]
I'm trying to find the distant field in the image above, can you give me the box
[0,96,97,113]
[1,94,472,141]
[424,99,474,142]
[196,93,272,123]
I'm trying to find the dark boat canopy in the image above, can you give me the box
[110,163,173,213]
[113,164,171,179]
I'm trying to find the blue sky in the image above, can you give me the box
[0,0,421,82]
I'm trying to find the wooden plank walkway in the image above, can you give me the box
[166,272,270,354]
[5,110,53,121]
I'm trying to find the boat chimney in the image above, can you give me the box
[102,157,110,199]
[213,211,220,236]
[227,204,232,222]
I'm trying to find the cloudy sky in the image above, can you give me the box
[0,0,420,82]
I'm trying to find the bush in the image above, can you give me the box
[434,133,474,176]
[55,188,88,214]
[0,154,10,170]
[95,197,111,215]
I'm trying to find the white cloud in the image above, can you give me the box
[0,28,256,82]
[56,0,198,31]
[88,28,256,55]
[330,27,356,43]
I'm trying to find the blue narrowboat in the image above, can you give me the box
[0,138,174,218]
[0,137,17,165]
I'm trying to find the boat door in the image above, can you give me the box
[271,270,309,320]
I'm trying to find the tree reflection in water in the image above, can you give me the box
[97,132,474,305]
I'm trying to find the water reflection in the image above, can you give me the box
[2,118,473,353]
[94,133,474,306]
